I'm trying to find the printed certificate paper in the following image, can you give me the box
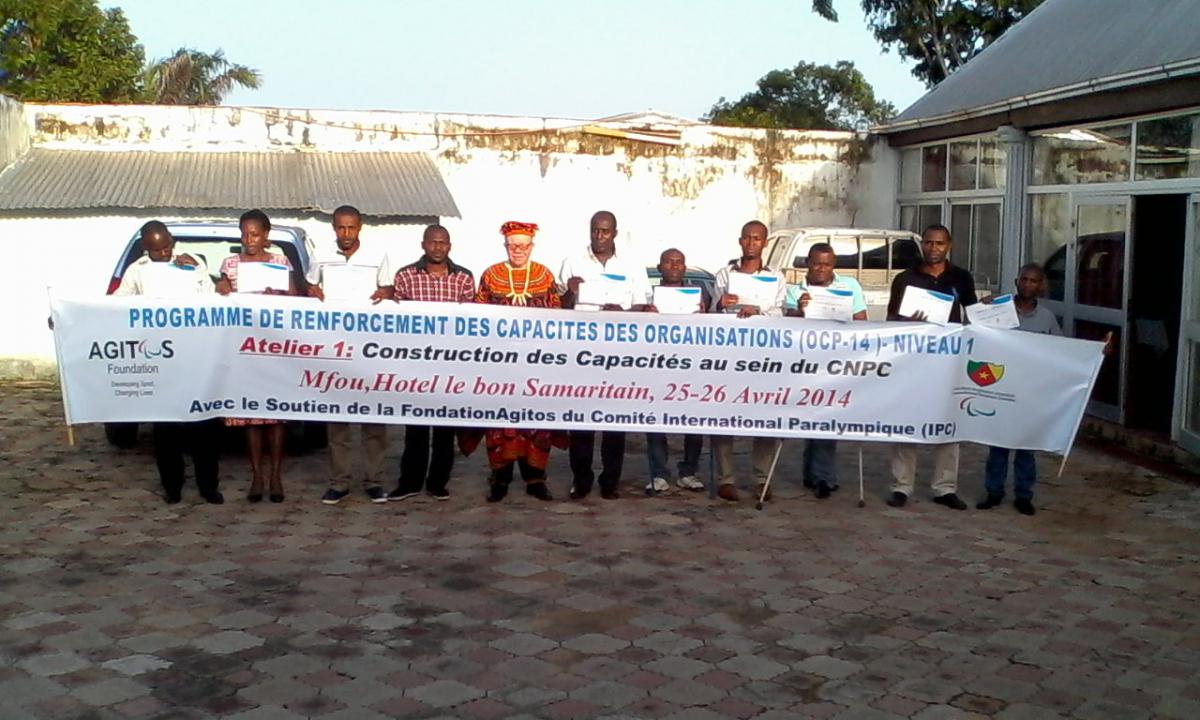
[898,286,954,325]
[966,294,1021,329]
[727,273,781,311]
[802,286,855,322]
[237,262,290,294]
[322,264,379,303]
[141,263,202,297]
[652,285,703,314]
[576,273,632,309]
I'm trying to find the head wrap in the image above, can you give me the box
[500,221,539,238]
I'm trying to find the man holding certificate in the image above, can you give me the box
[786,243,867,498]
[643,249,709,494]
[711,221,787,503]
[307,206,397,506]
[885,224,977,510]
[560,211,651,500]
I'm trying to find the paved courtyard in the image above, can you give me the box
[1,381,1199,720]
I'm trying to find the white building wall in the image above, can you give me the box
[3,104,898,374]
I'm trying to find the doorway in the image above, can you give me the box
[1127,194,1187,433]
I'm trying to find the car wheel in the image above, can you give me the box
[104,422,139,449]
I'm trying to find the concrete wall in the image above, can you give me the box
[0,95,30,170]
[3,104,899,373]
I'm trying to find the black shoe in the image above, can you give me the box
[886,491,907,507]
[815,483,831,499]
[487,484,508,503]
[428,488,450,501]
[600,489,619,500]
[802,478,815,489]
[165,490,182,505]
[1014,498,1036,516]
[269,494,284,503]
[247,492,263,504]
[202,491,224,505]
[525,484,553,501]
[569,486,590,500]
[933,493,967,510]
[976,494,1004,510]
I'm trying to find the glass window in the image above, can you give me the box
[972,203,1002,293]
[1136,112,1200,180]
[900,148,922,194]
[830,236,859,271]
[1076,203,1126,310]
[900,205,918,233]
[922,144,947,191]
[861,237,888,270]
[766,233,794,269]
[919,204,943,233]
[949,140,978,190]
[1032,123,1132,184]
[979,139,1005,189]
[1076,320,1122,407]
[950,205,973,252]
[1030,194,1069,300]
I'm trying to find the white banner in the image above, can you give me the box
[49,294,1105,453]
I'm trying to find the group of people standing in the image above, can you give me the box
[114,207,1060,516]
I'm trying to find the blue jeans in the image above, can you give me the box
[646,433,702,479]
[803,439,838,487]
[985,446,1036,500]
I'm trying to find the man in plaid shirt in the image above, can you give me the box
[389,225,476,501]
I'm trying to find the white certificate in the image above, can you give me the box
[898,286,954,325]
[966,294,1020,329]
[653,285,703,314]
[322,264,379,303]
[576,273,632,309]
[141,263,203,297]
[727,272,781,311]
[802,285,856,322]
[237,262,290,294]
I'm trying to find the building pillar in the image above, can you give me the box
[998,125,1029,289]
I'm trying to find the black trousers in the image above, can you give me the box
[153,420,220,496]
[569,430,625,494]
[490,458,546,486]
[397,425,455,494]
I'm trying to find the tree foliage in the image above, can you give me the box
[704,60,896,131]
[0,0,145,102]
[144,48,261,105]
[817,1,1045,87]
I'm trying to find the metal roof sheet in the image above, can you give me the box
[882,0,1200,130]
[0,149,460,217]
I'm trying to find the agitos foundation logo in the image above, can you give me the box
[954,359,1015,418]
[88,339,175,361]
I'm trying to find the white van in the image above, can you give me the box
[764,227,923,320]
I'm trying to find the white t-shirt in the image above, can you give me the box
[557,249,652,311]
[114,254,214,296]
[305,240,395,289]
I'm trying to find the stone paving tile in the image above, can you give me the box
[2,383,1200,719]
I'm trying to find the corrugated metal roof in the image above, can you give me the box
[0,149,460,217]
[882,0,1200,130]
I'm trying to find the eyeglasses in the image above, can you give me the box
[505,243,533,251]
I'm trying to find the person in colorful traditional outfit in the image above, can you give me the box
[215,209,295,504]
[469,221,564,502]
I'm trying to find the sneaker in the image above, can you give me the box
[718,484,739,502]
[202,491,225,505]
[646,477,670,495]
[1014,498,1036,516]
[815,482,831,499]
[428,488,450,501]
[677,475,704,491]
[933,492,968,510]
[487,484,508,503]
[887,491,908,507]
[322,488,350,505]
[366,486,388,504]
[568,485,590,500]
[388,487,421,501]
[525,484,553,501]
[976,494,1004,510]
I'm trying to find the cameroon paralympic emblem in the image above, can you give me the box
[967,360,1005,387]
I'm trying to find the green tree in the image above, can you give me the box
[705,60,896,131]
[814,1,1045,87]
[143,48,261,105]
[0,0,144,102]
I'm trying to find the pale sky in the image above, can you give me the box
[112,0,927,121]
